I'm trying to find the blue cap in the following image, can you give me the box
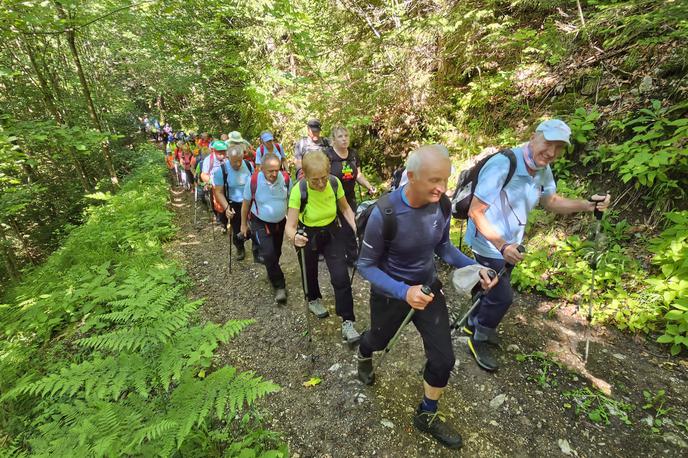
[536,119,571,145]
[260,131,274,142]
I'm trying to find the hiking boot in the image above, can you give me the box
[413,407,463,449]
[274,288,287,304]
[236,246,246,261]
[467,335,499,372]
[308,299,329,318]
[356,351,375,385]
[341,320,361,345]
[462,323,501,346]
[253,254,264,264]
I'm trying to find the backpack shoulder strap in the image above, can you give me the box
[280,170,290,189]
[244,159,254,174]
[500,148,517,189]
[439,193,451,219]
[376,193,397,244]
[249,171,260,216]
[221,162,229,200]
[276,143,283,156]
[298,178,308,213]
[329,175,339,196]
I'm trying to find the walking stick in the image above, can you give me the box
[584,197,605,363]
[374,284,432,373]
[193,185,198,226]
[449,245,525,335]
[296,229,316,364]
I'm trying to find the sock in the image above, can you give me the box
[420,396,438,413]
[358,346,372,359]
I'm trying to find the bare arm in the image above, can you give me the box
[240,200,250,237]
[337,196,356,232]
[285,207,308,247]
[541,193,610,214]
[467,197,524,265]
[355,167,376,193]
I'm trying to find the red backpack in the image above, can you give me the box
[248,170,291,218]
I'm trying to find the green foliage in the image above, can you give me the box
[641,389,670,434]
[567,107,601,146]
[564,387,634,426]
[602,100,688,206]
[0,145,282,456]
[515,351,563,388]
[648,211,688,355]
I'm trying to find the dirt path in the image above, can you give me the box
[166,186,688,457]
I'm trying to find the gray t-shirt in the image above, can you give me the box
[294,136,329,161]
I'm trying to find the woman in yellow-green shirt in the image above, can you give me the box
[285,151,360,344]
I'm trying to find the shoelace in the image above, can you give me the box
[423,410,447,425]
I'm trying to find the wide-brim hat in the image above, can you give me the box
[227,131,251,145]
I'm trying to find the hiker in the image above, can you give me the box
[201,141,228,229]
[284,150,361,344]
[324,126,376,266]
[227,131,256,166]
[293,119,329,179]
[213,145,254,260]
[464,119,610,371]
[256,131,286,170]
[356,144,497,450]
[180,143,196,191]
[196,132,211,149]
[240,153,291,304]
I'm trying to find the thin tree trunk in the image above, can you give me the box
[0,226,21,282]
[54,1,119,188]
[23,37,92,192]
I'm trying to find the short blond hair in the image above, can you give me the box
[302,150,330,177]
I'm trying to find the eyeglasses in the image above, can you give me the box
[504,193,526,227]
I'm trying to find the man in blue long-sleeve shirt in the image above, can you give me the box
[356,144,496,450]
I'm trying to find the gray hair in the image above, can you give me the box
[227,145,244,159]
[405,144,450,174]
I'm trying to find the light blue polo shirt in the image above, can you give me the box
[466,144,556,259]
[256,144,285,165]
[242,171,291,223]
[201,154,221,178]
[213,161,252,202]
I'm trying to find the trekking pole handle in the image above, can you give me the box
[420,285,433,296]
[588,194,606,220]
[504,244,526,269]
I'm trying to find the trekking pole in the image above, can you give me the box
[374,284,433,373]
[228,223,232,274]
[584,196,605,363]
[296,229,316,363]
[449,245,526,334]
[193,186,198,226]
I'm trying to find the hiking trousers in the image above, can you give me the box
[469,253,514,342]
[251,217,286,289]
[219,201,244,249]
[359,280,455,388]
[298,222,355,322]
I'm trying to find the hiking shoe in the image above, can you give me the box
[341,320,361,345]
[462,323,501,346]
[236,246,246,261]
[253,254,264,264]
[467,335,498,372]
[274,288,287,304]
[356,351,375,385]
[308,299,329,318]
[413,407,463,449]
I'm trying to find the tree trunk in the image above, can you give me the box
[0,226,21,282]
[54,1,119,188]
[22,37,92,192]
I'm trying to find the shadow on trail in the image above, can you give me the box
[165,183,688,458]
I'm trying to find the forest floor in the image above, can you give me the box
[166,185,688,458]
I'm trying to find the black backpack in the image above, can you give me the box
[451,149,516,219]
[355,192,451,253]
[389,166,406,190]
[297,175,339,213]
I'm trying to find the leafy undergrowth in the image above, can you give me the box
[0,144,285,457]
[511,202,688,355]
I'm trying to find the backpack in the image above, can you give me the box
[220,160,254,203]
[297,176,339,213]
[390,166,405,190]
[355,192,451,252]
[451,149,516,220]
[248,170,291,218]
[258,142,284,159]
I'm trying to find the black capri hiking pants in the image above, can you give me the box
[251,216,286,289]
[297,222,355,322]
[359,280,455,388]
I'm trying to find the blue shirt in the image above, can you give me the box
[256,144,285,165]
[242,171,291,223]
[213,161,252,202]
[466,144,556,259]
[201,154,221,178]
[357,187,476,301]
